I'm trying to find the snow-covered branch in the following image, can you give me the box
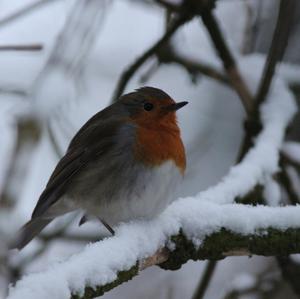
[7,202,300,299]
[73,226,300,299]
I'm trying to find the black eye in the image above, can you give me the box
[144,102,154,111]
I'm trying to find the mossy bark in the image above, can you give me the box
[72,227,300,299]
[71,264,139,299]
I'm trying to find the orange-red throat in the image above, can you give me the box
[131,98,186,174]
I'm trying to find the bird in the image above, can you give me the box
[12,87,188,250]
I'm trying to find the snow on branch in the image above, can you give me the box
[197,57,297,205]
[7,202,300,299]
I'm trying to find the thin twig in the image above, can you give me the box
[201,9,253,116]
[111,14,190,102]
[0,86,27,97]
[0,0,60,29]
[255,0,296,108]
[155,0,181,12]
[277,256,300,297]
[158,47,228,84]
[0,44,43,51]
[192,261,217,299]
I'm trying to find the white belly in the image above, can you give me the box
[94,160,183,225]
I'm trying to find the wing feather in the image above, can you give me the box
[31,104,124,219]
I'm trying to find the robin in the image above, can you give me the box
[13,87,188,250]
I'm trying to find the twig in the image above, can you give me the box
[0,44,43,51]
[0,86,27,97]
[277,256,300,297]
[155,0,181,12]
[0,0,60,29]
[277,143,300,298]
[222,265,281,299]
[255,0,296,108]
[282,151,300,170]
[158,46,228,84]
[201,9,253,116]
[192,261,217,299]
[111,14,190,102]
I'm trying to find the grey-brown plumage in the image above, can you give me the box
[11,87,187,250]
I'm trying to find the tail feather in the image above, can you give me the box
[10,218,53,250]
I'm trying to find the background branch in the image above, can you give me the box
[201,9,253,115]
[0,44,43,51]
[255,0,296,108]
[111,14,190,102]
[192,261,217,299]
[0,0,60,29]
[156,43,228,84]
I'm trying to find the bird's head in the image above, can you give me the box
[120,87,188,130]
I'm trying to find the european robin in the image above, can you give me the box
[13,87,188,249]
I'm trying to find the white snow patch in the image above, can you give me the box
[290,254,300,264]
[231,272,256,291]
[263,177,281,206]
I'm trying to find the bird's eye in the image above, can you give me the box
[144,102,154,111]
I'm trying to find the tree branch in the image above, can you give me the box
[154,0,181,12]
[200,9,253,116]
[0,0,60,27]
[111,14,190,102]
[71,227,300,299]
[0,0,60,29]
[0,44,43,51]
[192,261,217,299]
[156,43,228,84]
[0,86,27,97]
[255,0,296,108]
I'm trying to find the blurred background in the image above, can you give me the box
[0,0,300,298]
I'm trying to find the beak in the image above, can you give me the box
[165,101,188,112]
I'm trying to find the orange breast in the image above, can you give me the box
[133,123,186,175]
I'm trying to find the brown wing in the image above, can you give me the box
[31,103,124,219]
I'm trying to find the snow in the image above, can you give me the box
[263,177,281,207]
[196,59,296,205]
[290,254,300,264]
[231,273,256,291]
[7,201,300,299]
